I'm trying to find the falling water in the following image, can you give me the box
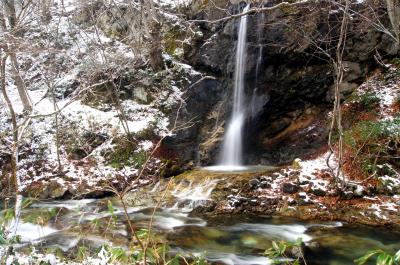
[219,4,250,169]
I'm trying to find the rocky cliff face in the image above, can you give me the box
[168,0,398,166]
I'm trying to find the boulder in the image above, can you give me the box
[282,182,300,194]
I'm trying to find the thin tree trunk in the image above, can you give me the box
[149,20,164,71]
[327,0,350,189]
[3,0,16,29]
[386,0,400,49]
[40,0,52,24]
[3,0,33,112]
[9,53,32,112]
[147,0,164,71]
[51,83,62,172]
[0,6,7,31]
[0,54,17,192]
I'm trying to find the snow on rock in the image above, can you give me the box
[159,0,192,8]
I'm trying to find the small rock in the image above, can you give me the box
[298,192,314,205]
[260,181,271,188]
[306,241,321,251]
[298,192,307,198]
[271,172,281,179]
[249,199,258,206]
[249,178,260,189]
[191,201,217,213]
[292,158,302,169]
[282,182,300,194]
[340,190,354,200]
[288,197,296,206]
[228,195,247,207]
[290,242,306,259]
[260,175,271,182]
[354,185,366,197]
[299,176,311,185]
[311,187,326,196]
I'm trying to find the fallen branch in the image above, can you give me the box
[189,2,303,24]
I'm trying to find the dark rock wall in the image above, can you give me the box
[167,0,398,166]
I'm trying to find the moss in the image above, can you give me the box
[108,138,148,169]
[164,26,185,58]
[279,3,298,14]
[160,160,182,178]
[108,142,134,168]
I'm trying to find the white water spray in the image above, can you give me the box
[218,4,250,169]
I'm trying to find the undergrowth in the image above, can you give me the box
[343,115,400,177]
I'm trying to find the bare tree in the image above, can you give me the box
[1,0,33,112]
[327,0,350,188]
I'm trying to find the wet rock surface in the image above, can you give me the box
[177,165,400,229]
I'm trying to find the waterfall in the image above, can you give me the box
[219,4,250,168]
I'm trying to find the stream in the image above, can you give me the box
[4,171,400,265]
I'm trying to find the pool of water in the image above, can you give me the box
[203,165,278,173]
[3,198,399,265]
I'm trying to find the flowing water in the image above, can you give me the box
[219,5,250,168]
[3,171,400,265]
[4,198,400,265]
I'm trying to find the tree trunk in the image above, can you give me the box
[146,0,164,71]
[386,0,400,49]
[10,53,32,112]
[0,6,6,31]
[3,0,32,112]
[0,54,18,193]
[3,0,16,29]
[40,0,52,24]
[149,20,164,71]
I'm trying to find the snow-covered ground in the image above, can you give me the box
[0,0,191,197]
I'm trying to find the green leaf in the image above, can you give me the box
[272,241,280,252]
[0,234,7,245]
[394,250,400,262]
[146,248,156,263]
[156,244,169,257]
[295,238,303,246]
[4,209,14,222]
[377,253,391,265]
[169,256,180,265]
[136,229,148,240]
[107,200,115,216]
[278,242,287,255]
[193,254,208,265]
[354,250,382,265]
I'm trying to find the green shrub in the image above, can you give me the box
[265,238,305,265]
[355,249,400,265]
[352,91,381,108]
[391,58,400,67]
[343,115,400,175]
